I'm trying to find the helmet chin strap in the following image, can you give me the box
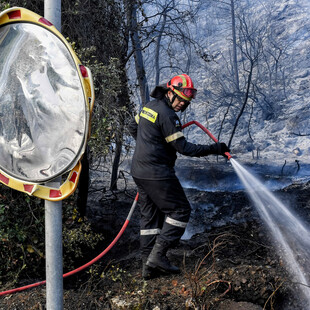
[180,101,190,112]
[166,92,190,112]
[166,92,178,108]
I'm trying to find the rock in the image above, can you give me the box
[217,300,263,310]
[293,147,302,156]
[111,295,141,309]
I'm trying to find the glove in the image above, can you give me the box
[218,142,230,158]
[208,142,230,158]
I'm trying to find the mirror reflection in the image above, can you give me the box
[0,23,87,182]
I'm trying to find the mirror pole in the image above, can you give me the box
[44,1,63,309]
[44,0,61,31]
[45,177,63,310]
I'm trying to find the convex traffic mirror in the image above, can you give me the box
[0,7,94,200]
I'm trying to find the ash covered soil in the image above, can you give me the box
[1,180,310,310]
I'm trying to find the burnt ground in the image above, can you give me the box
[0,180,310,310]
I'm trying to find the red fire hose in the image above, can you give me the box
[182,120,232,159]
[0,120,230,296]
[0,194,139,296]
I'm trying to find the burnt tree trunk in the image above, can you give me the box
[228,61,254,148]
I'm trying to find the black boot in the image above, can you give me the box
[146,242,180,274]
[142,257,158,280]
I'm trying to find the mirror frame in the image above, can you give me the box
[0,7,94,200]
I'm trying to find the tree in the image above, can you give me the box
[230,0,240,92]
[199,2,285,148]
[227,11,265,147]
[61,0,134,191]
[126,0,150,107]
[126,0,205,97]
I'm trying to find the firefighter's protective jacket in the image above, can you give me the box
[130,96,219,180]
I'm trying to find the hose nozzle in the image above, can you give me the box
[225,152,232,160]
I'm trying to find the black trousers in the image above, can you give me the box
[133,177,191,259]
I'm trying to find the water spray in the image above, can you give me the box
[231,159,310,307]
[183,121,310,306]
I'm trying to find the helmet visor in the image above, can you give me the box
[183,88,197,99]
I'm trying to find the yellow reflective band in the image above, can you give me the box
[174,75,191,101]
[135,114,140,124]
[178,74,187,87]
[165,131,184,143]
[140,107,158,123]
[174,89,191,101]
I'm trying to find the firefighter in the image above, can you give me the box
[129,74,230,279]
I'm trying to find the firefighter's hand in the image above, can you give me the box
[218,142,230,158]
[203,142,230,157]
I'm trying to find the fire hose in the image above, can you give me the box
[0,121,231,296]
[0,193,139,296]
[182,120,232,160]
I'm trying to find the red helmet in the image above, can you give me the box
[167,74,197,101]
